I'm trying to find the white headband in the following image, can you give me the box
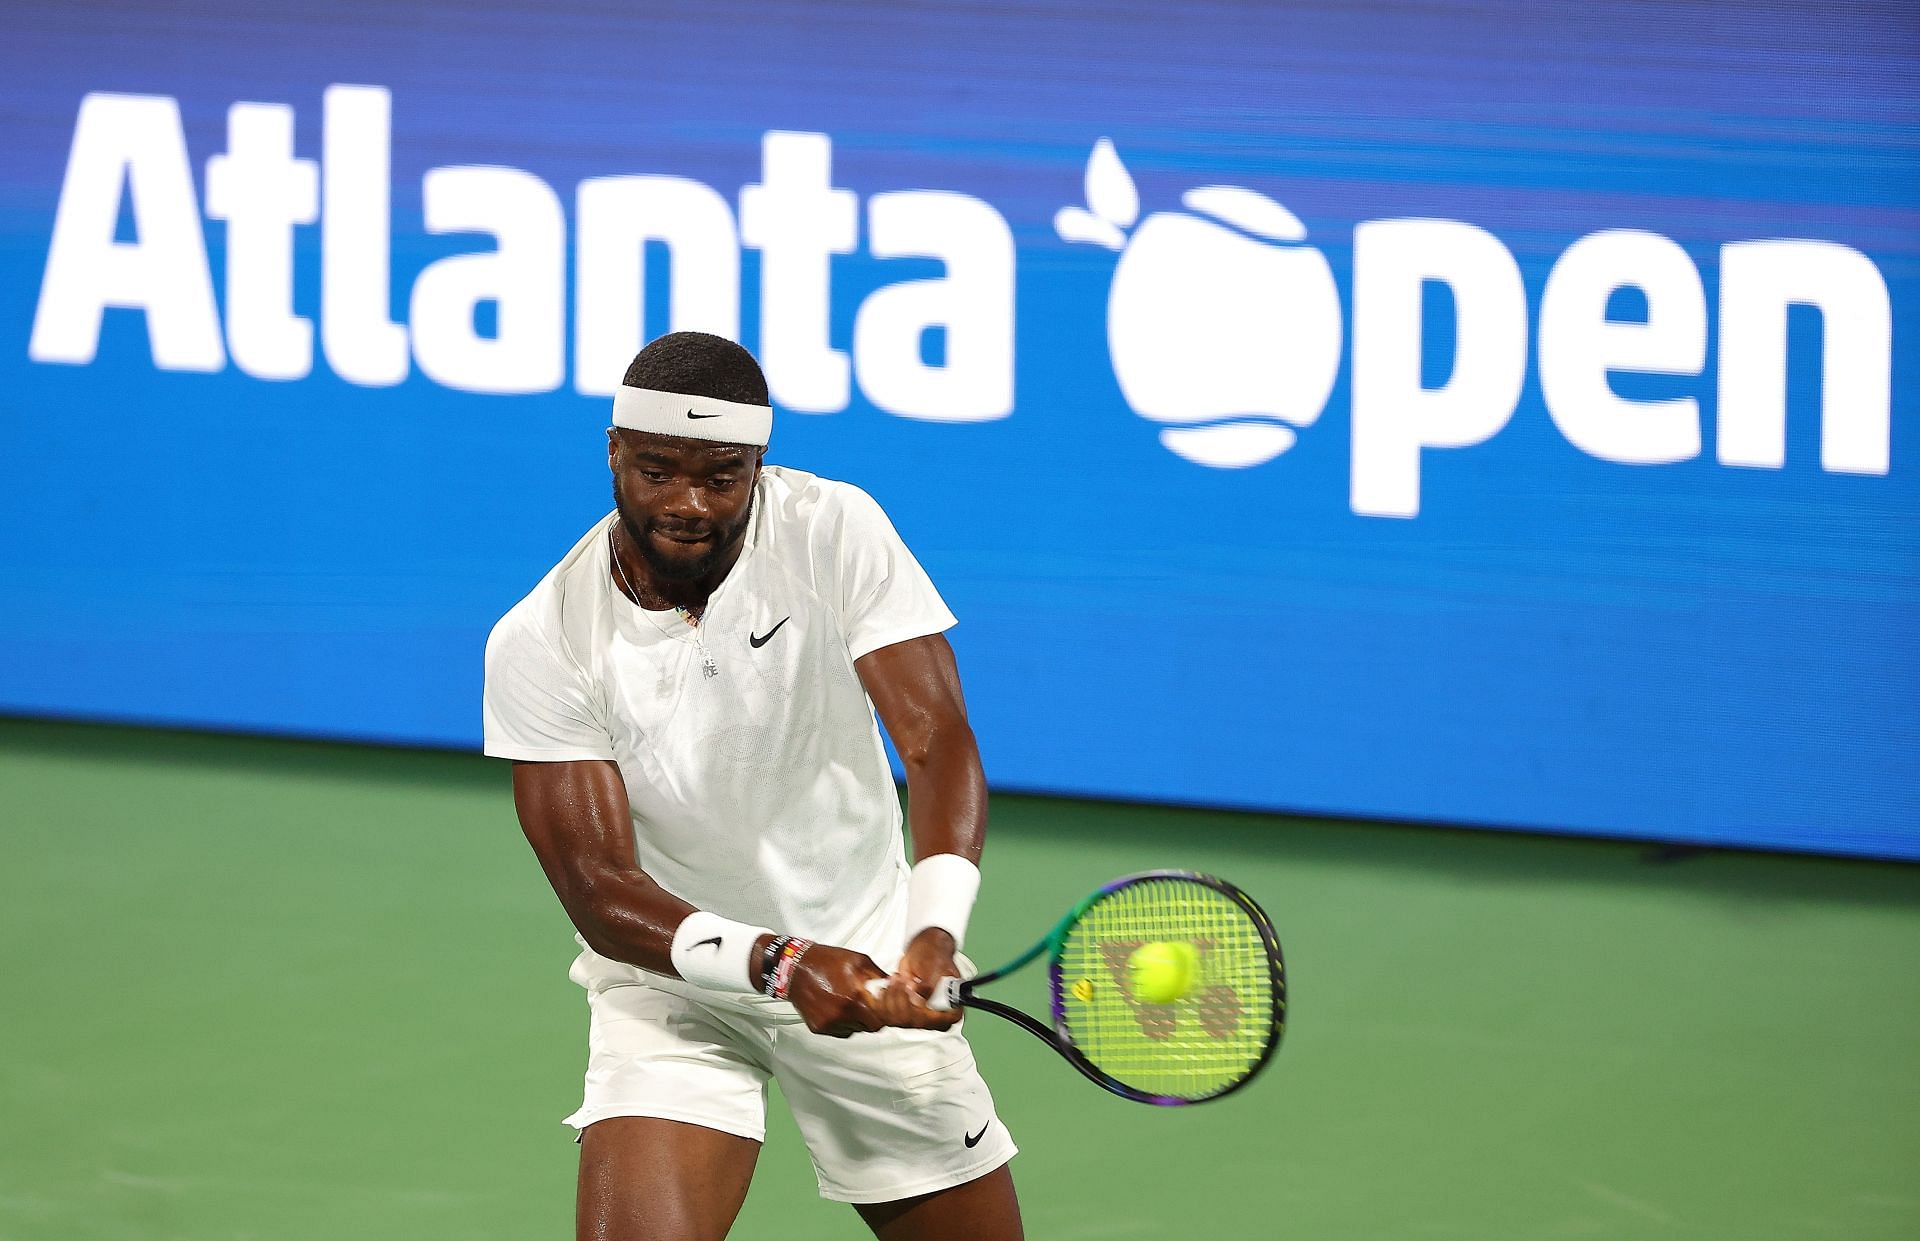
[611,386,773,446]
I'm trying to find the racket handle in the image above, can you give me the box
[863,976,963,1010]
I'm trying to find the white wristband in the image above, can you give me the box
[904,854,981,951]
[669,911,772,995]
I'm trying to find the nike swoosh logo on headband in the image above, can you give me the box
[687,408,723,420]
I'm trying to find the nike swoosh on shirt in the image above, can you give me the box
[749,617,791,648]
[964,1122,991,1148]
[692,936,723,951]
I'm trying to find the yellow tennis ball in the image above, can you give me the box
[1128,941,1198,1004]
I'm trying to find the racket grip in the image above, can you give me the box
[864,977,962,1010]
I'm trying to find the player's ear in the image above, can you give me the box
[607,428,620,473]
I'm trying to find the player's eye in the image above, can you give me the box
[641,470,672,483]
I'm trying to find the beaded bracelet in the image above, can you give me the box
[757,934,793,993]
[764,937,815,1000]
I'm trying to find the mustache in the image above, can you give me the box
[647,519,714,539]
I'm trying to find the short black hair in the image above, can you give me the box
[622,332,769,406]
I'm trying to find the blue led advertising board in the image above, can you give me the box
[2,1,1915,857]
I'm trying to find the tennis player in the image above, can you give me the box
[483,332,1022,1240]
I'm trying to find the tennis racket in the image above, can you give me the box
[902,870,1286,1105]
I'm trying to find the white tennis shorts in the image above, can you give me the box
[562,961,1018,1204]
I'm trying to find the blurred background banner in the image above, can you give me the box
[1,1,1914,856]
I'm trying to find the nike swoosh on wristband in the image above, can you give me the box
[749,617,791,648]
[964,1122,991,1148]
[692,936,723,951]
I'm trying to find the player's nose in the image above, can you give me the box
[662,483,710,520]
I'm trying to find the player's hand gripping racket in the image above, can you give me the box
[915,870,1286,1104]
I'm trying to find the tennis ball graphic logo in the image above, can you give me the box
[1056,140,1342,468]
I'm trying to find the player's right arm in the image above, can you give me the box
[510,757,691,976]
[509,758,931,1037]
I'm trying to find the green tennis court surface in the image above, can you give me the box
[3,718,1916,1240]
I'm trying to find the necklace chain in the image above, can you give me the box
[610,524,718,678]
[608,525,646,609]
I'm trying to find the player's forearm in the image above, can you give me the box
[514,759,721,980]
[899,717,987,864]
[558,862,700,976]
[854,634,986,958]
[571,868,791,992]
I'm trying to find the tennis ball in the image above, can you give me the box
[1127,941,1199,1004]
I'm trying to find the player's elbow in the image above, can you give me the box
[559,864,634,956]
[569,894,649,968]
[574,922,626,963]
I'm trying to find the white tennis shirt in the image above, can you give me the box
[483,465,957,992]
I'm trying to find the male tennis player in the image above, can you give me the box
[483,332,1022,1241]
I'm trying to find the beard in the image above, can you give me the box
[614,484,754,584]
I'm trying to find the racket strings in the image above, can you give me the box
[1056,876,1277,1101]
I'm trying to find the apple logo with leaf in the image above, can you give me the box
[1056,139,1342,468]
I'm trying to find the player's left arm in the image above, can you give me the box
[856,631,984,1012]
